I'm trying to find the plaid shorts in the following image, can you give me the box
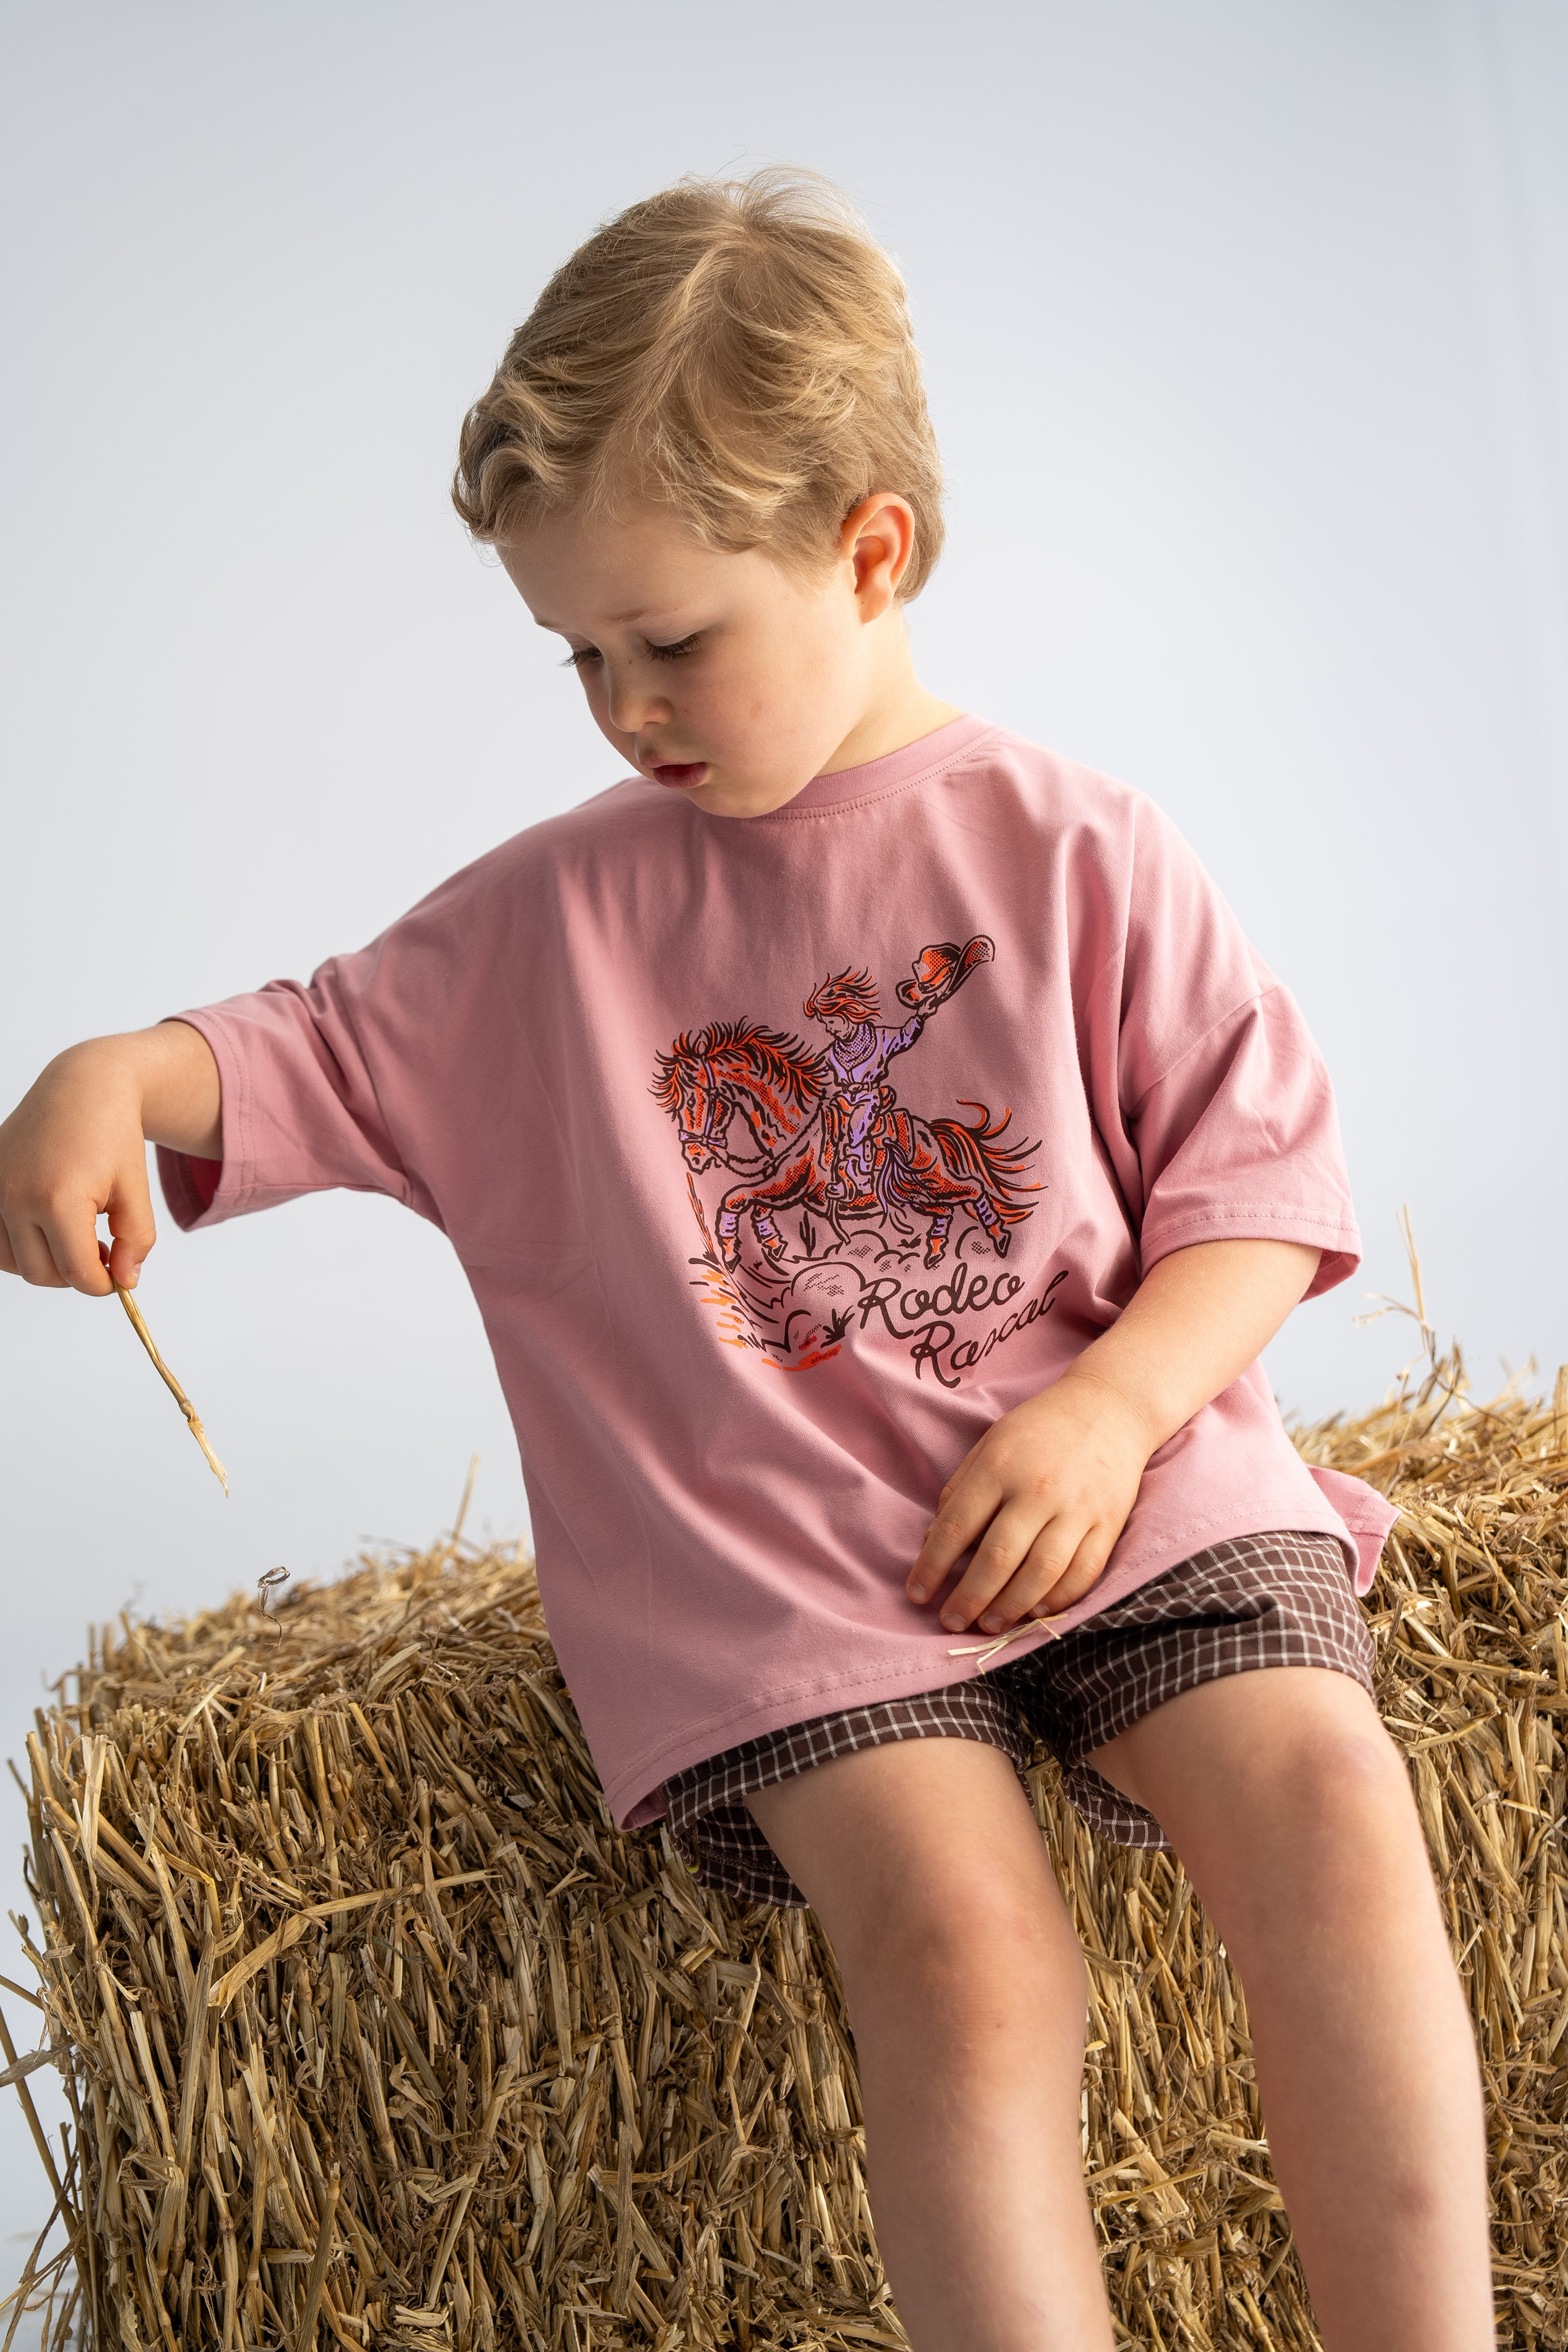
[664,1530,1374,1907]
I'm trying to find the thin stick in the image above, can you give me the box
[434,1454,481,1568]
[113,1284,229,1494]
[296,2167,340,2351]
[0,2048,57,2092]
[452,1454,481,1551]
[0,2000,64,2205]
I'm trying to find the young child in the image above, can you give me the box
[0,173,1494,2349]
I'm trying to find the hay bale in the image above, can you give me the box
[6,1358,1567,2352]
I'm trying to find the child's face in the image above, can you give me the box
[498,499,904,819]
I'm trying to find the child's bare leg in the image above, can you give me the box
[746,1738,1115,2351]
[1088,1667,1494,2352]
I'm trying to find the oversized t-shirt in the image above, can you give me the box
[159,716,1395,1830]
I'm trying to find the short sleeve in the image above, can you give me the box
[155,944,431,1234]
[151,812,519,1241]
[1082,796,1361,1300]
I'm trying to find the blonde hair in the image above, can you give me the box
[451,169,944,598]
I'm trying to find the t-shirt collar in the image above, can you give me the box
[744,712,996,819]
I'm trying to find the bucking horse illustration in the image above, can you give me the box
[650,937,1040,1271]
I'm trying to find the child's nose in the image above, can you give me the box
[604,666,672,736]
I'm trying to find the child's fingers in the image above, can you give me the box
[39,1189,118,1295]
[1029,1530,1118,1617]
[962,1521,1120,1636]
[932,1502,1068,1631]
[906,1470,1005,1600]
[105,1166,156,1291]
[933,1436,984,1512]
[0,1213,70,1287]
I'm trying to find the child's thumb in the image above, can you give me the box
[105,1168,157,1290]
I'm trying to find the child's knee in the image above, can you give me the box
[1167,1668,1400,1819]
[1197,1704,1433,1936]
[1258,1696,1413,1840]
[840,1862,1087,2023]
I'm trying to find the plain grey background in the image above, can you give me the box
[1,0,1565,2304]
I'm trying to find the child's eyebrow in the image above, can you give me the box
[533,608,687,632]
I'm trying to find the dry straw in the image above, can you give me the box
[5,1353,1567,2350]
[112,1283,228,1495]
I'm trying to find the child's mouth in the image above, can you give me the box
[648,761,709,789]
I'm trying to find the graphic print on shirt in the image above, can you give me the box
[650,936,1059,1381]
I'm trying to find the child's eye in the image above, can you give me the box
[646,633,701,662]
[562,647,602,671]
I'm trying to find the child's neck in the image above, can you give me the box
[820,630,963,775]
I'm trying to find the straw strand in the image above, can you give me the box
[112,1284,228,1495]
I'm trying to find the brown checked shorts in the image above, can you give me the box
[663,1530,1374,1908]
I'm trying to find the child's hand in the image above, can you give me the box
[905,1371,1151,1634]
[0,1025,221,1295]
[904,1239,1324,1637]
[0,1047,157,1294]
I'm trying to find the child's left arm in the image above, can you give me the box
[907,1236,1321,1635]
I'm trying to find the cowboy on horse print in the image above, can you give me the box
[650,937,1042,1368]
[806,936,998,1214]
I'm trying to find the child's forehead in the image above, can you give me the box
[497,503,744,631]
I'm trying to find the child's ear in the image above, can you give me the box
[841,492,916,620]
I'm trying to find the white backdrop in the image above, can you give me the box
[1,0,1565,2296]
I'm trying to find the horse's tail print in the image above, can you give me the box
[930,1100,1043,1229]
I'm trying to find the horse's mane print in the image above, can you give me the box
[649,1020,828,1115]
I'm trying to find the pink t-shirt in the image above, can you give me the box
[160,717,1394,1828]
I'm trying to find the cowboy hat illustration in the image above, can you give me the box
[895,935,995,1009]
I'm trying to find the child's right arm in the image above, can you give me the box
[0,1024,220,1296]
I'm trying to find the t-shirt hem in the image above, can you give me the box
[605,1494,1364,1829]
